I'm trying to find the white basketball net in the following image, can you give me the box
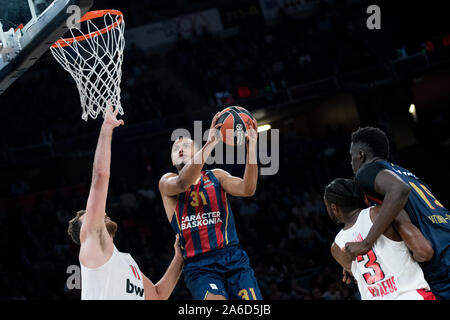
[50,11,125,121]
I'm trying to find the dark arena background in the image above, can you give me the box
[0,0,449,302]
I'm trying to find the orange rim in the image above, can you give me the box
[15,24,24,32]
[51,9,123,48]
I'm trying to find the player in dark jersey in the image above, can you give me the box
[159,112,262,300]
[344,126,450,300]
[324,178,435,300]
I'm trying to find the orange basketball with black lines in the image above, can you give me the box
[217,106,255,146]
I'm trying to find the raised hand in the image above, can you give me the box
[246,119,258,146]
[103,104,124,128]
[206,112,223,146]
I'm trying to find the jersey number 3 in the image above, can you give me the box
[356,249,385,285]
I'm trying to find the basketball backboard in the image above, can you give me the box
[0,0,93,95]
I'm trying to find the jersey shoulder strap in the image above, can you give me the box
[204,169,221,185]
[334,207,374,248]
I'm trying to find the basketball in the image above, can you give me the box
[217,106,256,146]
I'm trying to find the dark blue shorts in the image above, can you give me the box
[183,245,262,300]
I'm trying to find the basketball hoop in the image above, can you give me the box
[50,10,125,121]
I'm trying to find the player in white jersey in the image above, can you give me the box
[323,178,436,300]
[67,105,184,300]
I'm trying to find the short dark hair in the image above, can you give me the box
[351,127,389,160]
[324,178,362,214]
[68,210,86,245]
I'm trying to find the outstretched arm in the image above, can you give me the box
[213,119,258,197]
[345,170,410,259]
[143,235,184,300]
[159,112,222,196]
[80,106,124,244]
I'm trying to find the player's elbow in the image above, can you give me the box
[243,188,256,197]
[413,251,433,263]
[92,170,110,184]
[413,244,434,262]
[242,184,256,197]
[422,247,434,262]
[154,285,169,300]
[243,181,256,197]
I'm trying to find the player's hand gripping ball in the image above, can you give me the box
[217,106,256,146]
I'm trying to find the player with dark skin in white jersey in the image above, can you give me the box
[324,178,435,300]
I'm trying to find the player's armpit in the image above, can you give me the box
[212,168,256,197]
[392,210,434,262]
[79,229,112,268]
[79,220,104,245]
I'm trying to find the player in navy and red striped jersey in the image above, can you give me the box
[343,127,450,300]
[159,112,262,300]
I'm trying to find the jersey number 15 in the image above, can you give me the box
[409,182,444,210]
